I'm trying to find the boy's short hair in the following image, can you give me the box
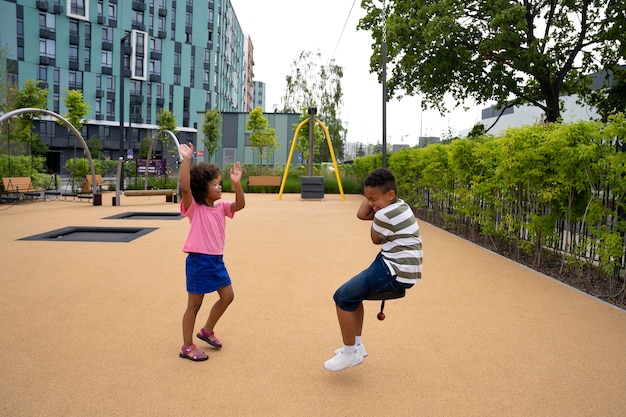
[190,163,220,204]
[363,168,397,193]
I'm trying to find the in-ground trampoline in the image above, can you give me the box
[19,226,158,242]
[103,212,183,220]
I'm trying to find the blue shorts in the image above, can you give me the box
[333,253,412,311]
[185,253,231,294]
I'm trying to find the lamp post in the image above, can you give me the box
[381,0,387,168]
[119,32,130,190]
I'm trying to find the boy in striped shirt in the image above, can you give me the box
[324,168,423,372]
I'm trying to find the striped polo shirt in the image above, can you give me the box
[372,199,423,284]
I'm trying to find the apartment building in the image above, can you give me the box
[0,0,252,173]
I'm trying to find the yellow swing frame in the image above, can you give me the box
[278,118,345,201]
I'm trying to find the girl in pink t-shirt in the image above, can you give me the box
[178,143,245,362]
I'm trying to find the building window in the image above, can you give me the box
[38,66,47,82]
[69,45,78,60]
[106,75,114,92]
[107,3,116,20]
[68,0,88,20]
[106,99,114,119]
[40,39,56,58]
[134,56,145,77]
[101,50,112,68]
[68,70,83,89]
[149,60,161,75]
[39,12,56,30]
[102,26,113,43]
[150,38,162,53]
[69,19,78,35]
[132,10,143,27]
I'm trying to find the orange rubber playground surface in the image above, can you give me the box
[2,191,626,416]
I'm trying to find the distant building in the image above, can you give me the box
[419,136,440,147]
[465,69,621,136]
[253,81,266,112]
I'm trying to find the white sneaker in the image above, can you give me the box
[324,351,363,372]
[335,344,368,357]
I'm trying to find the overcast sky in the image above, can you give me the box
[233,0,483,146]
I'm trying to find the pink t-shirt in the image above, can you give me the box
[181,199,234,255]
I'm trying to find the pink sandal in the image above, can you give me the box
[197,328,222,349]
[179,344,208,361]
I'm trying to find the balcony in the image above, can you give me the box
[132,1,146,11]
[149,74,160,82]
[131,22,146,31]
[156,97,164,106]
[130,95,143,104]
[97,15,106,24]
[39,28,55,39]
[69,34,80,45]
[95,89,104,98]
[157,30,167,39]
[69,59,79,70]
[101,41,113,51]
[39,56,53,65]
[53,4,63,13]
[150,51,161,60]
[37,0,48,11]
[158,8,167,17]
[101,66,113,75]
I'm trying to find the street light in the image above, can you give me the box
[119,32,130,190]
[381,0,387,168]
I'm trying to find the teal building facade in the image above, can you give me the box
[0,0,250,173]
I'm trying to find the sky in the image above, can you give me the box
[232,0,484,147]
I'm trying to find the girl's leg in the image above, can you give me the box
[202,284,234,335]
[183,292,205,346]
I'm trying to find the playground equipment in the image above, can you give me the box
[113,129,182,206]
[278,107,345,201]
[365,289,406,320]
[0,108,101,205]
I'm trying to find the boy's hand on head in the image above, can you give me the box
[180,143,194,160]
[230,161,242,183]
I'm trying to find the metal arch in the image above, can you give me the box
[143,129,183,190]
[0,107,98,198]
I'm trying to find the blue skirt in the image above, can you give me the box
[185,253,232,294]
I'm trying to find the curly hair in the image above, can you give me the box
[189,163,221,205]
[363,168,397,194]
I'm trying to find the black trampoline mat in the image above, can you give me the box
[104,212,183,220]
[19,226,158,242]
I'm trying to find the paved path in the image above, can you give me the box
[1,192,626,416]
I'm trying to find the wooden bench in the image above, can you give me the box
[246,176,282,192]
[82,174,115,193]
[124,189,177,202]
[1,177,45,201]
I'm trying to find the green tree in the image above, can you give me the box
[86,135,104,160]
[157,108,178,133]
[62,89,90,131]
[246,107,278,173]
[10,79,48,156]
[358,0,625,124]
[202,108,222,161]
[281,50,345,162]
[156,108,179,159]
